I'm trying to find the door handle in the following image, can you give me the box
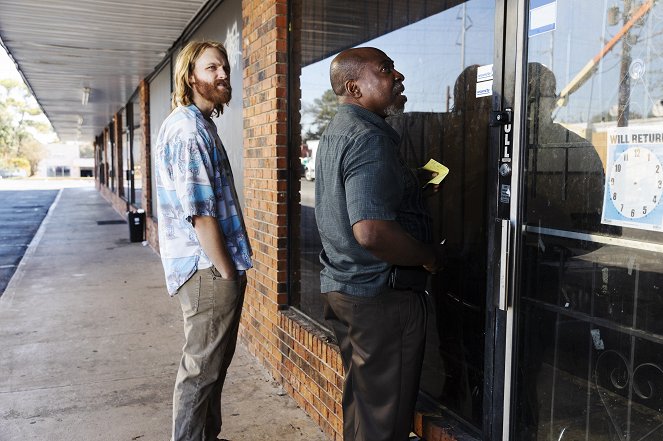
[498,219,511,311]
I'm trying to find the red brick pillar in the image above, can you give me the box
[241,0,290,373]
[241,1,344,439]
[139,80,152,217]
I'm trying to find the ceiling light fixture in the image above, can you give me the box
[81,87,90,106]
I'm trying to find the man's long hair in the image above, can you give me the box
[172,40,230,116]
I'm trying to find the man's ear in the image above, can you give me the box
[345,80,361,98]
[189,73,196,85]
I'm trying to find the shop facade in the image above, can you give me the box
[95,0,663,439]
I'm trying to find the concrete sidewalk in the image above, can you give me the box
[0,186,327,441]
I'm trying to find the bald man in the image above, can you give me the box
[314,47,444,441]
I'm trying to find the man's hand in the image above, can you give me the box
[191,215,237,280]
[417,169,441,196]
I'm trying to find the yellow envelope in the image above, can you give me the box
[420,159,450,185]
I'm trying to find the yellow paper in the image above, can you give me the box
[420,159,450,185]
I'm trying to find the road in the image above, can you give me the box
[0,179,93,295]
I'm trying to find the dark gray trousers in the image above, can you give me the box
[323,289,427,441]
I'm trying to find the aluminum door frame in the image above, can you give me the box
[483,0,529,439]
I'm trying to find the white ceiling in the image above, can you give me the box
[0,0,207,143]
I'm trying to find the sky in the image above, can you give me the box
[0,43,57,144]
[0,44,21,80]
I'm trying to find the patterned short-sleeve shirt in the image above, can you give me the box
[315,104,431,297]
[155,104,252,295]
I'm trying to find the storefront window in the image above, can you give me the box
[132,97,143,208]
[514,1,663,439]
[121,107,130,201]
[292,0,495,430]
[108,122,115,193]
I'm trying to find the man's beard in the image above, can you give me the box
[384,103,405,117]
[384,84,406,116]
[193,76,232,109]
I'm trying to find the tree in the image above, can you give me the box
[0,104,13,152]
[303,89,339,140]
[20,138,45,176]
[0,79,52,176]
[79,144,94,159]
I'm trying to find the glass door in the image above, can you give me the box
[511,0,663,439]
[380,3,513,439]
[291,1,513,438]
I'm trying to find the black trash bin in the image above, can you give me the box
[128,209,146,242]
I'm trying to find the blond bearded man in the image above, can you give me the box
[155,40,252,441]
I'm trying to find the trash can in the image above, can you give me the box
[128,209,146,242]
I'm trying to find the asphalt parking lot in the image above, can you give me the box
[0,189,58,295]
[0,178,93,296]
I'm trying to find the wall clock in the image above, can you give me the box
[601,129,663,231]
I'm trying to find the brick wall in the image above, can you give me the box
[240,0,344,439]
[101,111,129,217]
[139,80,160,252]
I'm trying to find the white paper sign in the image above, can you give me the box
[601,127,663,231]
[476,80,493,98]
[477,64,494,82]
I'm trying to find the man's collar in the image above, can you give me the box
[339,104,400,143]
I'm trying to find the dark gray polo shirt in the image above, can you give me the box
[315,104,431,297]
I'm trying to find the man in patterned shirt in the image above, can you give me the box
[155,40,252,441]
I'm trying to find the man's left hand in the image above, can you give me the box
[417,169,440,196]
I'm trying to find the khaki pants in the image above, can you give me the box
[322,289,427,441]
[172,267,247,441]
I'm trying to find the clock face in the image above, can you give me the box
[609,146,663,219]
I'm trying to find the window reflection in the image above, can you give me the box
[293,0,494,430]
[132,98,143,208]
[516,1,663,439]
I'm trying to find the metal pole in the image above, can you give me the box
[461,2,467,71]
[618,0,633,127]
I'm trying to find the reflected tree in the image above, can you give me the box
[303,88,339,140]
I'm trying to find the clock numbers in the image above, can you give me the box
[609,146,663,220]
